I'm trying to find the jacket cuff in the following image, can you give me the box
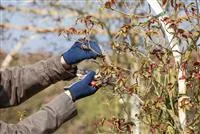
[49,56,77,81]
[42,93,77,126]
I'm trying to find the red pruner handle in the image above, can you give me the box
[90,80,103,89]
[90,81,97,88]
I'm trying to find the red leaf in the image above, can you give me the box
[179,75,186,80]
[193,61,200,66]
[181,62,187,70]
[194,73,200,80]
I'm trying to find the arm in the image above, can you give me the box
[0,93,77,134]
[0,56,77,108]
[0,71,97,134]
[0,39,102,108]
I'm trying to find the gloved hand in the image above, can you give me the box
[66,71,97,101]
[63,39,102,65]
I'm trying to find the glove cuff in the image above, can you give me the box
[62,52,74,65]
[64,90,73,100]
[64,88,76,102]
[69,90,77,102]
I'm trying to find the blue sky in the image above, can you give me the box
[0,0,199,54]
[0,0,108,54]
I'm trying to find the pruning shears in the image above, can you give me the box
[76,69,103,88]
[77,68,116,89]
[77,38,113,88]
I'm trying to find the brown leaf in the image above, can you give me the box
[168,23,177,29]
[170,0,174,7]
[181,31,192,38]
[162,17,170,22]
[110,0,116,4]
[177,28,184,34]
[162,0,168,6]
[105,1,112,9]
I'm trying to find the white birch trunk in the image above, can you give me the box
[130,94,143,134]
[146,0,187,131]
[129,58,144,134]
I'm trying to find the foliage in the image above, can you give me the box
[1,0,199,133]
[60,0,200,133]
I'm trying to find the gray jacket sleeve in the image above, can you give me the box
[0,93,78,134]
[0,56,77,108]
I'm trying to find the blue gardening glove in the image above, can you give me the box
[63,40,102,65]
[67,71,97,101]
